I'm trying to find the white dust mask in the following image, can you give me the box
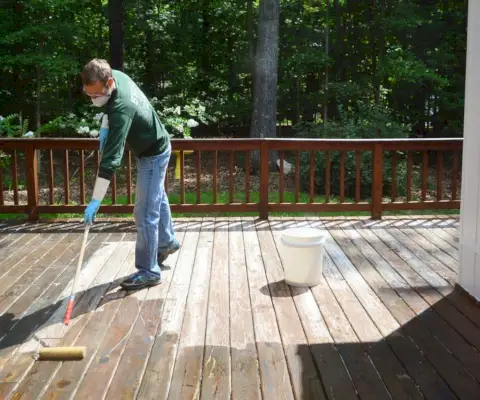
[91,95,110,107]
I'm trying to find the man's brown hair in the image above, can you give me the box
[82,59,112,85]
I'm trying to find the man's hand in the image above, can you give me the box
[84,199,100,225]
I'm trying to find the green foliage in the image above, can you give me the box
[38,108,103,138]
[295,102,411,199]
[0,114,30,137]
[153,97,218,138]
[0,0,467,141]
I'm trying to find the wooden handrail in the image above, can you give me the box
[0,137,463,221]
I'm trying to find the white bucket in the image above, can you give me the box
[280,227,327,287]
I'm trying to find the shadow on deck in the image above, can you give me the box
[0,216,478,399]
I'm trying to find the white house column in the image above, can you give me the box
[459,0,480,300]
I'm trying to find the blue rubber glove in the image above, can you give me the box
[84,199,100,225]
[99,127,109,153]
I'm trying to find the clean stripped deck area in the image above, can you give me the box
[0,216,478,399]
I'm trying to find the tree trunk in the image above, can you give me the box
[250,0,280,171]
[108,0,124,70]
[247,0,255,110]
[324,0,330,127]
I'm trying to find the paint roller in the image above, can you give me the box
[37,224,91,361]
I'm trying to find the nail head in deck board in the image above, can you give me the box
[168,219,214,399]
[229,218,262,400]
[201,219,232,399]
[330,221,479,398]
[136,221,200,400]
[269,218,357,400]
[104,225,188,400]
[40,244,137,399]
[7,235,129,399]
[255,221,326,399]
[241,217,294,400]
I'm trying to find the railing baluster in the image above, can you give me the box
[452,151,458,201]
[356,151,361,203]
[422,151,428,201]
[372,144,383,219]
[213,150,217,204]
[310,151,315,203]
[407,152,412,202]
[0,159,3,206]
[180,150,185,204]
[111,173,117,204]
[325,151,331,203]
[80,150,85,205]
[49,149,54,204]
[11,150,18,205]
[436,151,443,201]
[25,144,38,220]
[196,150,201,204]
[245,150,250,203]
[279,151,284,203]
[295,151,300,203]
[126,150,132,204]
[229,150,234,203]
[64,150,69,205]
[259,142,269,219]
[340,151,345,203]
[391,151,397,202]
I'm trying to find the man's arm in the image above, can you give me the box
[84,111,132,224]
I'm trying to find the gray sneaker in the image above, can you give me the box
[158,238,180,264]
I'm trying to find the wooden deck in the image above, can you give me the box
[0,216,478,399]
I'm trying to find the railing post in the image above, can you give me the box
[259,141,269,220]
[25,142,39,221]
[372,143,383,219]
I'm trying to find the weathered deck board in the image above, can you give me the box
[269,218,358,400]
[168,219,213,399]
[201,218,231,399]
[229,218,262,400]
[329,218,478,399]
[0,216,478,400]
[136,219,200,399]
[242,217,294,399]
[256,218,325,399]
[104,219,188,400]
[7,232,129,399]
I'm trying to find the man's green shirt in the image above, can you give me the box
[98,69,170,180]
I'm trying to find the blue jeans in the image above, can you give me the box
[134,145,175,278]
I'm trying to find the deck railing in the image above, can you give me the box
[0,137,462,220]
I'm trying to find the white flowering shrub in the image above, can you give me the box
[38,107,104,138]
[152,97,216,139]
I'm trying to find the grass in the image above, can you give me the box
[0,190,460,221]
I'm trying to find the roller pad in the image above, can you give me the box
[38,346,86,361]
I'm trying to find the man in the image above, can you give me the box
[81,58,180,290]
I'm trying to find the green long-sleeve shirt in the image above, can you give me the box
[98,69,170,180]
